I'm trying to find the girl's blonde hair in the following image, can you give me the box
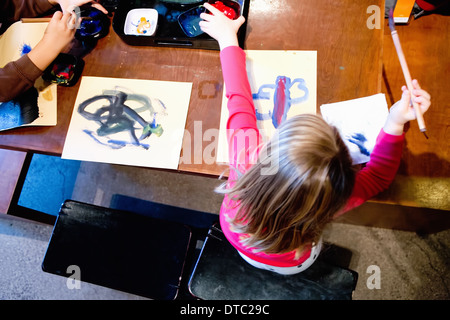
[217,114,356,255]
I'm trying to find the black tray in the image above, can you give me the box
[112,0,249,50]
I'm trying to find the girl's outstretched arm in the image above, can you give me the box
[200,3,259,168]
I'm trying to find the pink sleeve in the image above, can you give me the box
[336,129,405,216]
[220,46,261,169]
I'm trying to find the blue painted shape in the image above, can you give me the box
[252,76,309,128]
[348,133,371,156]
[20,43,32,56]
[0,101,22,131]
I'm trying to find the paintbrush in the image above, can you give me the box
[20,9,90,23]
[21,18,52,23]
[388,8,428,139]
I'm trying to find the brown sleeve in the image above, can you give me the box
[0,54,43,102]
[1,0,54,24]
[0,0,55,102]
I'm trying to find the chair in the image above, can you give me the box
[42,200,193,300]
[42,200,357,300]
[188,223,358,300]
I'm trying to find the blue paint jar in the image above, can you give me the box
[178,5,206,37]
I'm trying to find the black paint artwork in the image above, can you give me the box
[77,90,165,149]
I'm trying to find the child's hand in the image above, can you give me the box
[42,11,78,53]
[27,11,77,71]
[384,80,431,135]
[199,2,245,50]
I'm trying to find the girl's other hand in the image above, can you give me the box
[199,2,245,50]
[384,80,431,135]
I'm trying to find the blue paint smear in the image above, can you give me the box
[20,43,32,56]
[108,139,150,150]
[0,100,23,131]
[83,129,150,150]
[348,133,371,156]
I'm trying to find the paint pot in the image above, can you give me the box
[178,5,206,37]
[207,0,241,20]
[75,7,110,41]
[42,53,85,87]
[124,8,158,36]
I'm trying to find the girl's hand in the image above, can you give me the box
[48,0,108,14]
[384,80,431,135]
[199,2,245,50]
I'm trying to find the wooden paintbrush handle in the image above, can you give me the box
[391,31,427,132]
[21,18,52,23]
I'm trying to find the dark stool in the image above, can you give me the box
[188,224,358,300]
[42,200,192,300]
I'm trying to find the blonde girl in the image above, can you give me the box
[200,3,431,275]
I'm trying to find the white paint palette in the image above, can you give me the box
[124,8,158,36]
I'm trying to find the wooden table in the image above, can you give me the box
[1,1,448,231]
[377,12,450,212]
[0,0,383,173]
[335,10,450,232]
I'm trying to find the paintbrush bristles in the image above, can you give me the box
[388,8,396,32]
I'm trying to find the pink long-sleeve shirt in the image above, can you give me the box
[219,46,405,267]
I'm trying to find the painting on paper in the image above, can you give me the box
[216,50,317,163]
[62,76,192,170]
[0,21,49,67]
[320,93,389,164]
[0,21,57,131]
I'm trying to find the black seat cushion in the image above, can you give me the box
[42,200,191,300]
[188,224,357,300]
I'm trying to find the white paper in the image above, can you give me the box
[320,93,389,164]
[0,21,57,131]
[216,50,317,164]
[62,76,192,170]
[0,21,48,66]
